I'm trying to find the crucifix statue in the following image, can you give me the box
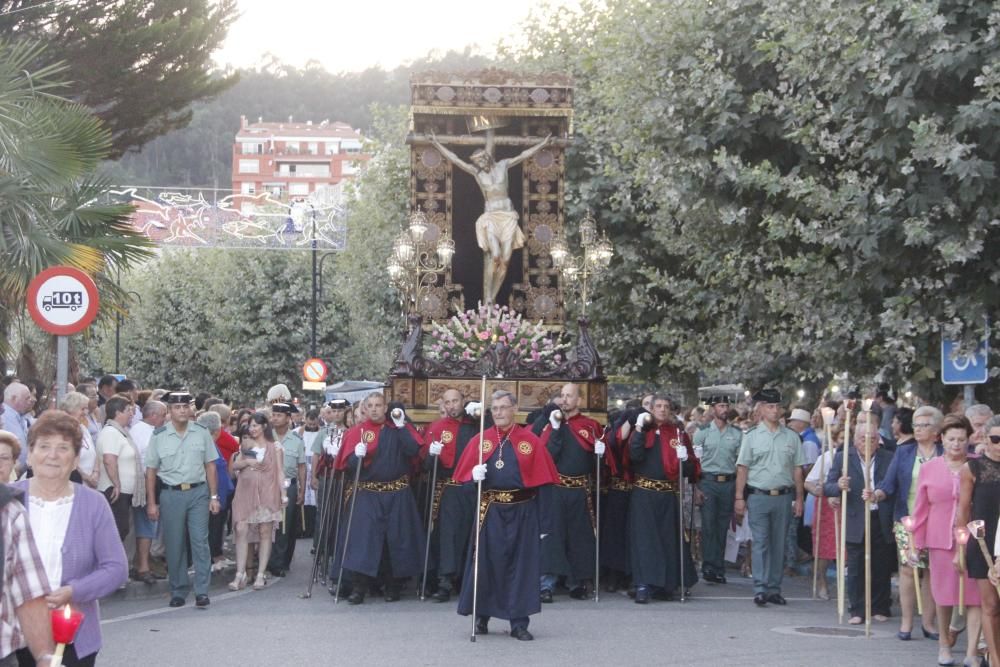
[430,129,552,304]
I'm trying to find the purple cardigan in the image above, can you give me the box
[13,481,128,658]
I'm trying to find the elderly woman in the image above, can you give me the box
[13,411,127,666]
[96,395,142,542]
[58,391,100,488]
[871,405,942,640]
[0,430,19,482]
[228,412,283,591]
[958,415,1000,664]
[911,415,982,667]
[825,412,895,625]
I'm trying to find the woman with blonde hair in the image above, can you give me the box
[58,391,100,487]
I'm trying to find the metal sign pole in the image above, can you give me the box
[56,336,69,402]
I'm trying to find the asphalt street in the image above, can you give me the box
[97,543,959,666]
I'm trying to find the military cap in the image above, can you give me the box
[751,388,782,404]
[164,391,194,405]
[271,402,300,415]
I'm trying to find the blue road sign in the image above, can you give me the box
[941,337,989,385]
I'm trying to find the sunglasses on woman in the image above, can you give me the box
[990,435,1000,444]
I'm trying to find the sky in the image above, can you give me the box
[215,0,577,73]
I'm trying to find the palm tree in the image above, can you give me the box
[0,39,153,359]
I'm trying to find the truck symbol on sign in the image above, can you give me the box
[42,291,83,312]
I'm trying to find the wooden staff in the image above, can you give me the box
[838,409,851,624]
[470,374,487,643]
[862,403,873,639]
[815,408,835,599]
[901,514,923,615]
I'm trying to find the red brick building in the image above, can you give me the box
[231,116,367,209]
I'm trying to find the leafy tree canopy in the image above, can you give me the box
[0,0,240,158]
[506,0,1000,398]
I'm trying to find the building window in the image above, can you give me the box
[241,181,255,195]
[241,142,263,154]
[238,159,259,174]
[325,142,339,155]
[289,182,309,196]
[308,142,318,155]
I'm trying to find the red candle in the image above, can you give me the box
[50,605,84,644]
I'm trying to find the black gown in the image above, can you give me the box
[628,430,698,592]
[429,421,478,578]
[967,456,1000,579]
[457,441,541,624]
[540,425,596,583]
[332,426,425,580]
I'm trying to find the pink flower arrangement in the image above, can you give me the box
[425,302,569,366]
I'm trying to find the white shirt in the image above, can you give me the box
[77,426,98,480]
[131,420,155,466]
[28,493,74,590]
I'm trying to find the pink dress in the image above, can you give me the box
[812,497,841,560]
[911,457,981,607]
[230,441,283,542]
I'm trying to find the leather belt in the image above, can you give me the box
[163,481,204,491]
[633,476,677,493]
[478,488,537,526]
[610,477,633,492]
[558,473,590,489]
[746,485,793,497]
[358,475,410,492]
[704,473,735,483]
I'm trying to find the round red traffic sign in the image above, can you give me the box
[26,266,100,336]
[302,358,329,383]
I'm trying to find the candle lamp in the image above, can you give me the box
[956,526,970,616]
[50,604,84,665]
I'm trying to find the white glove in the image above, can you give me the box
[472,464,487,481]
[636,412,650,430]
[391,409,406,428]
[594,439,606,456]
[465,402,482,417]
[429,440,444,457]
[283,478,291,489]
[549,409,563,430]
[694,445,704,459]
[323,440,340,456]
[354,442,367,458]
[675,445,689,462]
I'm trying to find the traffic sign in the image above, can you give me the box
[941,337,989,385]
[26,266,99,336]
[302,358,329,383]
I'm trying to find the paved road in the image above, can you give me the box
[97,544,956,666]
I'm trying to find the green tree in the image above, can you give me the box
[0,0,239,158]
[0,39,153,360]
[509,0,1000,396]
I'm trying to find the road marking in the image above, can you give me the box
[101,582,281,625]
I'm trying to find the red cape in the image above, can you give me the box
[334,419,422,471]
[635,422,701,482]
[541,412,618,475]
[421,416,465,468]
[453,423,559,489]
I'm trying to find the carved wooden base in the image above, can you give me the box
[388,375,607,414]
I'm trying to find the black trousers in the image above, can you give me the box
[845,511,893,618]
[208,499,228,559]
[267,481,298,573]
[17,644,95,666]
[103,488,132,542]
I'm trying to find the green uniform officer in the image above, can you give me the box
[693,395,742,584]
[734,388,804,607]
[144,391,221,608]
[267,402,306,576]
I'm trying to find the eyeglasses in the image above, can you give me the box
[989,435,1000,444]
[913,423,935,429]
